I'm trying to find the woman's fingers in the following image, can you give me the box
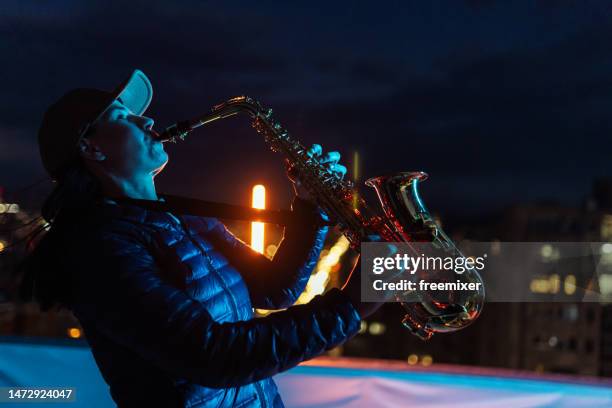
[319,151,340,164]
[332,163,347,180]
[307,144,323,158]
[307,145,345,180]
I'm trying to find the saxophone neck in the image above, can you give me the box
[156,96,263,143]
[156,120,193,143]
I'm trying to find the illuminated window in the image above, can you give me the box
[564,275,577,295]
[368,322,386,335]
[530,274,560,294]
[549,274,560,293]
[0,203,19,214]
[601,243,612,267]
[599,274,612,296]
[540,244,560,262]
[601,215,612,240]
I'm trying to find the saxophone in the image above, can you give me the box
[157,96,485,340]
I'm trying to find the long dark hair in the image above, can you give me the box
[19,158,102,311]
[41,162,102,224]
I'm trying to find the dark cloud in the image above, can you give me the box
[0,1,611,214]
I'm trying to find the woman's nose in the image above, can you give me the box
[133,115,154,130]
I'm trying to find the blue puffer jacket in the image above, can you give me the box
[55,196,360,407]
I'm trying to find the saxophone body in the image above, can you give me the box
[159,96,485,340]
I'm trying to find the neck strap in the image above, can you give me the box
[117,194,332,228]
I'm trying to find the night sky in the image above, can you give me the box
[1,1,611,216]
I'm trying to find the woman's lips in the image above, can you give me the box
[150,129,161,141]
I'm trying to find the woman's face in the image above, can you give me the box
[86,99,168,178]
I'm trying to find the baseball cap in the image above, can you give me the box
[38,69,153,181]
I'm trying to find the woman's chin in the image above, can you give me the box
[151,157,168,177]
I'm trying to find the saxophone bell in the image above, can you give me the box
[365,172,485,340]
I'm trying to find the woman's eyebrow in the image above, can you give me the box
[104,104,130,117]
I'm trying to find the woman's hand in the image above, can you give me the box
[341,234,397,319]
[286,143,347,202]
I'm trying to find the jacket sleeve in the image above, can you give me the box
[69,225,359,389]
[205,196,329,309]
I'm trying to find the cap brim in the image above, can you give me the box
[114,69,153,115]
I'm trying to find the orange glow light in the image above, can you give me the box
[251,185,265,254]
[67,327,81,338]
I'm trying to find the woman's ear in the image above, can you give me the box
[78,138,106,161]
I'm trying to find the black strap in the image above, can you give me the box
[119,194,332,227]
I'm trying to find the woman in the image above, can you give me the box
[20,70,383,407]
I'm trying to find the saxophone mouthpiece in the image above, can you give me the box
[156,121,193,143]
[155,129,173,143]
[151,129,163,141]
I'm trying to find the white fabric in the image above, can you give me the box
[0,340,610,408]
[275,366,612,408]
[116,69,152,115]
